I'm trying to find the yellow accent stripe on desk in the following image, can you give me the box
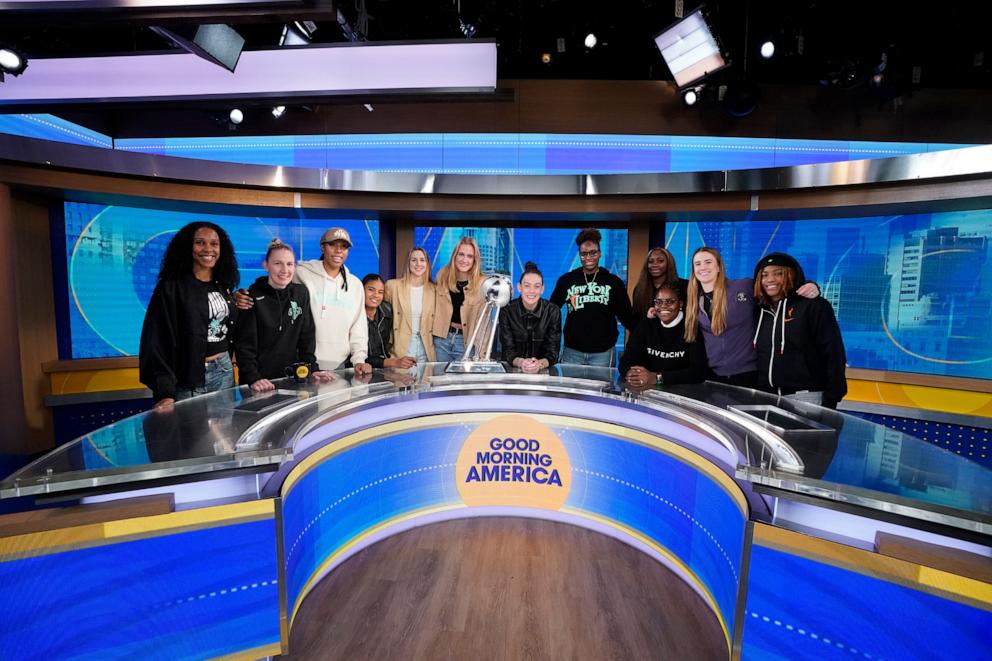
[210,641,283,661]
[0,499,275,561]
[50,368,143,395]
[281,412,748,515]
[846,379,992,418]
[753,523,992,611]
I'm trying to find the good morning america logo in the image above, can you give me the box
[467,437,563,486]
[455,414,572,510]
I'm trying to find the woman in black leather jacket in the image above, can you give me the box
[499,262,562,373]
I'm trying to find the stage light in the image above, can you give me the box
[541,52,552,64]
[654,9,728,88]
[682,88,698,106]
[760,41,775,59]
[459,19,477,39]
[585,33,598,49]
[363,103,374,112]
[271,105,286,118]
[229,108,244,124]
[280,21,316,47]
[0,48,27,76]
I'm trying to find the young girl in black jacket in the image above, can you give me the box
[139,222,240,409]
[234,239,333,393]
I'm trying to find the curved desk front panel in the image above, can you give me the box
[0,500,280,660]
[280,405,749,650]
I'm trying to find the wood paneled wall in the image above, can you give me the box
[9,194,57,453]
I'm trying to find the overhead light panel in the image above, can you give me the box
[150,24,245,73]
[653,9,728,88]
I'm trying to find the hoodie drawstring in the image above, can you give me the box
[779,298,786,356]
[756,298,788,388]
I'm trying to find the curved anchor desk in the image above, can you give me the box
[1,366,989,659]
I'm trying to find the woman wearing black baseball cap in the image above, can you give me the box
[752,252,848,409]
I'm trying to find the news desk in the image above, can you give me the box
[1,366,989,659]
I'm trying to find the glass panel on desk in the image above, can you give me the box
[665,382,992,524]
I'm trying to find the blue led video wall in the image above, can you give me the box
[667,209,992,379]
[115,133,973,175]
[63,202,380,358]
[742,541,991,660]
[0,114,112,148]
[0,514,279,659]
[414,226,628,284]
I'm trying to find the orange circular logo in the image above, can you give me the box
[455,414,571,510]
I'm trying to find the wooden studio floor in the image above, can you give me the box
[283,518,727,660]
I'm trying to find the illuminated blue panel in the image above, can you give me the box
[64,202,380,358]
[666,209,992,379]
[117,135,328,168]
[444,133,519,174]
[0,518,279,659]
[0,114,112,148]
[743,543,991,660]
[282,421,745,633]
[545,134,672,174]
[114,132,976,175]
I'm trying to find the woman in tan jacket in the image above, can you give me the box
[432,236,486,363]
[384,247,437,364]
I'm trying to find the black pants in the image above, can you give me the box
[709,370,758,389]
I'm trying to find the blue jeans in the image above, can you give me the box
[175,353,234,401]
[433,330,466,363]
[560,347,615,368]
[408,333,429,364]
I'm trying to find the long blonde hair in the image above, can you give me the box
[436,236,484,292]
[400,247,433,285]
[685,247,728,342]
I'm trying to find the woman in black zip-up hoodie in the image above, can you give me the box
[139,221,239,409]
[752,253,847,409]
[234,240,332,393]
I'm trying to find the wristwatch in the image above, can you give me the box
[655,373,664,385]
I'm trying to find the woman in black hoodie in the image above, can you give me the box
[752,253,847,409]
[235,239,333,393]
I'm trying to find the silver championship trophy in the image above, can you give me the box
[445,273,512,373]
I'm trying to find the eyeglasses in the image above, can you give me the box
[579,250,601,258]
[653,298,678,306]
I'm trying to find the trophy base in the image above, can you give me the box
[445,360,507,374]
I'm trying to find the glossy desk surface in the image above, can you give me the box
[3,365,989,536]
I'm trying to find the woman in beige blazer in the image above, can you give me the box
[384,247,437,363]
[432,236,486,363]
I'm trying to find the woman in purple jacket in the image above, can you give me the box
[683,247,817,388]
